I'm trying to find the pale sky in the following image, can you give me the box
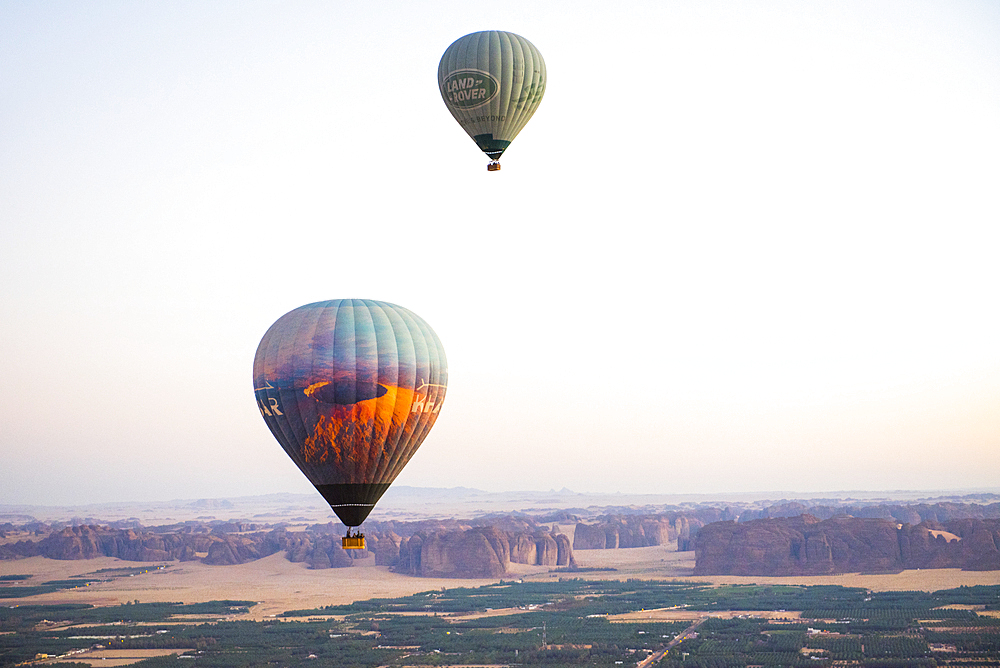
[2,1,998,506]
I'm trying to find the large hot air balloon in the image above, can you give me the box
[438,30,546,171]
[253,300,447,549]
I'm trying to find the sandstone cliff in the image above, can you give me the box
[26,525,218,562]
[392,527,574,578]
[694,515,1000,575]
[573,515,704,550]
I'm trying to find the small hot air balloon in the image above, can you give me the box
[438,30,546,171]
[253,300,447,549]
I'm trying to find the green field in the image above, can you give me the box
[2,581,998,667]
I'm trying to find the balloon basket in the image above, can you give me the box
[487,161,501,172]
[342,535,366,550]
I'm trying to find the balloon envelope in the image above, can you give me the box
[438,30,546,166]
[253,300,448,526]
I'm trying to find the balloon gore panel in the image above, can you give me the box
[253,300,448,526]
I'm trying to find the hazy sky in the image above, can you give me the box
[2,1,998,506]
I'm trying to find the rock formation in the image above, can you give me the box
[417,527,509,578]
[391,527,574,577]
[694,515,1000,575]
[202,533,282,565]
[369,531,401,566]
[573,515,695,550]
[555,533,572,565]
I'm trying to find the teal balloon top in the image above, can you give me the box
[439,31,546,169]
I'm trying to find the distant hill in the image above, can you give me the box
[3,486,998,526]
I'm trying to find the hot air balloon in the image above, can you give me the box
[438,30,546,171]
[253,300,447,549]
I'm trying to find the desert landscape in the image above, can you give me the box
[4,489,1000,667]
[4,488,999,618]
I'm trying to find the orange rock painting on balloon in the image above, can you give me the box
[300,381,445,483]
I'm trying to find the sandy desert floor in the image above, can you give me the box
[607,609,803,622]
[1,555,509,619]
[37,649,193,667]
[4,545,999,620]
